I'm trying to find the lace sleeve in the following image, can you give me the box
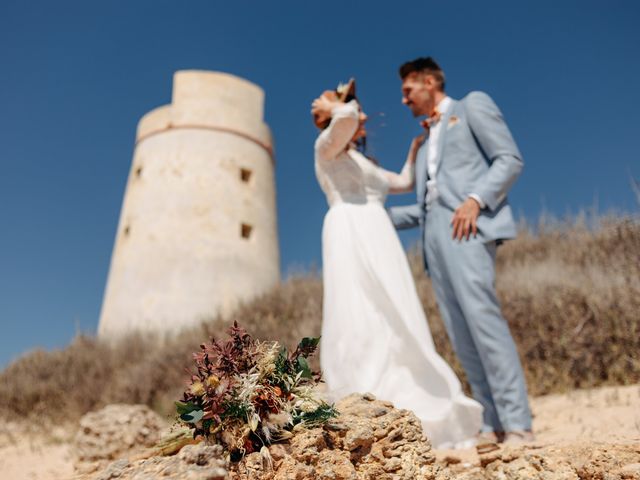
[315,100,360,160]
[381,159,415,194]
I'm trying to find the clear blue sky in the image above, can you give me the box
[1,1,639,368]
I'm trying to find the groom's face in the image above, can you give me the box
[401,72,434,117]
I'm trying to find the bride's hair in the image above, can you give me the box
[354,136,378,166]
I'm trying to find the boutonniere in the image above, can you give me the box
[447,115,460,129]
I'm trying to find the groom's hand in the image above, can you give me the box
[451,198,481,241]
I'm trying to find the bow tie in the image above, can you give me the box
[420,108,442,133]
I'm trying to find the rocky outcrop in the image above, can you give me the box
[73,404,166,471]
[76,395,640,480]
[88,443,228,480]
[230,392,437,479]
[77,393,435,480]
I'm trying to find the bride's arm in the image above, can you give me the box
[314,100,360,160]
[382,134,426,194]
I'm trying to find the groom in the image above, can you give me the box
[389,57,533,444]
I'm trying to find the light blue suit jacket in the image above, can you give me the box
[389,91,524,266]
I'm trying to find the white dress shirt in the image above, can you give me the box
[425,96,485,210]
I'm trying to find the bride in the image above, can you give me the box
[311,79,482,448]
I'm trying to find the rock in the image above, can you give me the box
[229,393,436,480]
[618,462,640,479]
[95,459,130,480]
[73,404,166,468]
[438,442,640,480]
[86,443,228,480]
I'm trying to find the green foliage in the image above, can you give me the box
[175,400,198,415]
[175,401,204,423]
[180,409,204,424]
[220,400,251,421]
[294,337,320,358]
[293,404,339,427]
[296,357,312,379]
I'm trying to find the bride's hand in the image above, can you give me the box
[409,133,426,163]
[311,91,342,119]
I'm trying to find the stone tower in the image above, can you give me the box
[98,70,280,338]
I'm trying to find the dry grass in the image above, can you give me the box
[0,216,638,426]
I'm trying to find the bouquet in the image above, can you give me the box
[176,323,337,459]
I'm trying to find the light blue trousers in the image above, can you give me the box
[424,204,532,432]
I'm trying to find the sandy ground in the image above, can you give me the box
[1,384,639,480]
[0,425,75,480]
[435,383,640,466]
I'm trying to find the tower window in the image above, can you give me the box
[135,166,143,178]
[241,223,253,239]
[123,225,131,237]
[240,168,252,183]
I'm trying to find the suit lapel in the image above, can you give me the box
[434,99,458,175]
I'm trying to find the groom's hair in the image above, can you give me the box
[399,57,446,91]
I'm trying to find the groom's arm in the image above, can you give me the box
[388,204,422,230]
[464,91,524,211]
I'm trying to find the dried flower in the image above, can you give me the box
[189,382,205,397]
[206,375,220,389]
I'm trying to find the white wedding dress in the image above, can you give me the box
[315,101,482,448]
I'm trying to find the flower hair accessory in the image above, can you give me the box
[335,77,357,102]
[336,82,348,94]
